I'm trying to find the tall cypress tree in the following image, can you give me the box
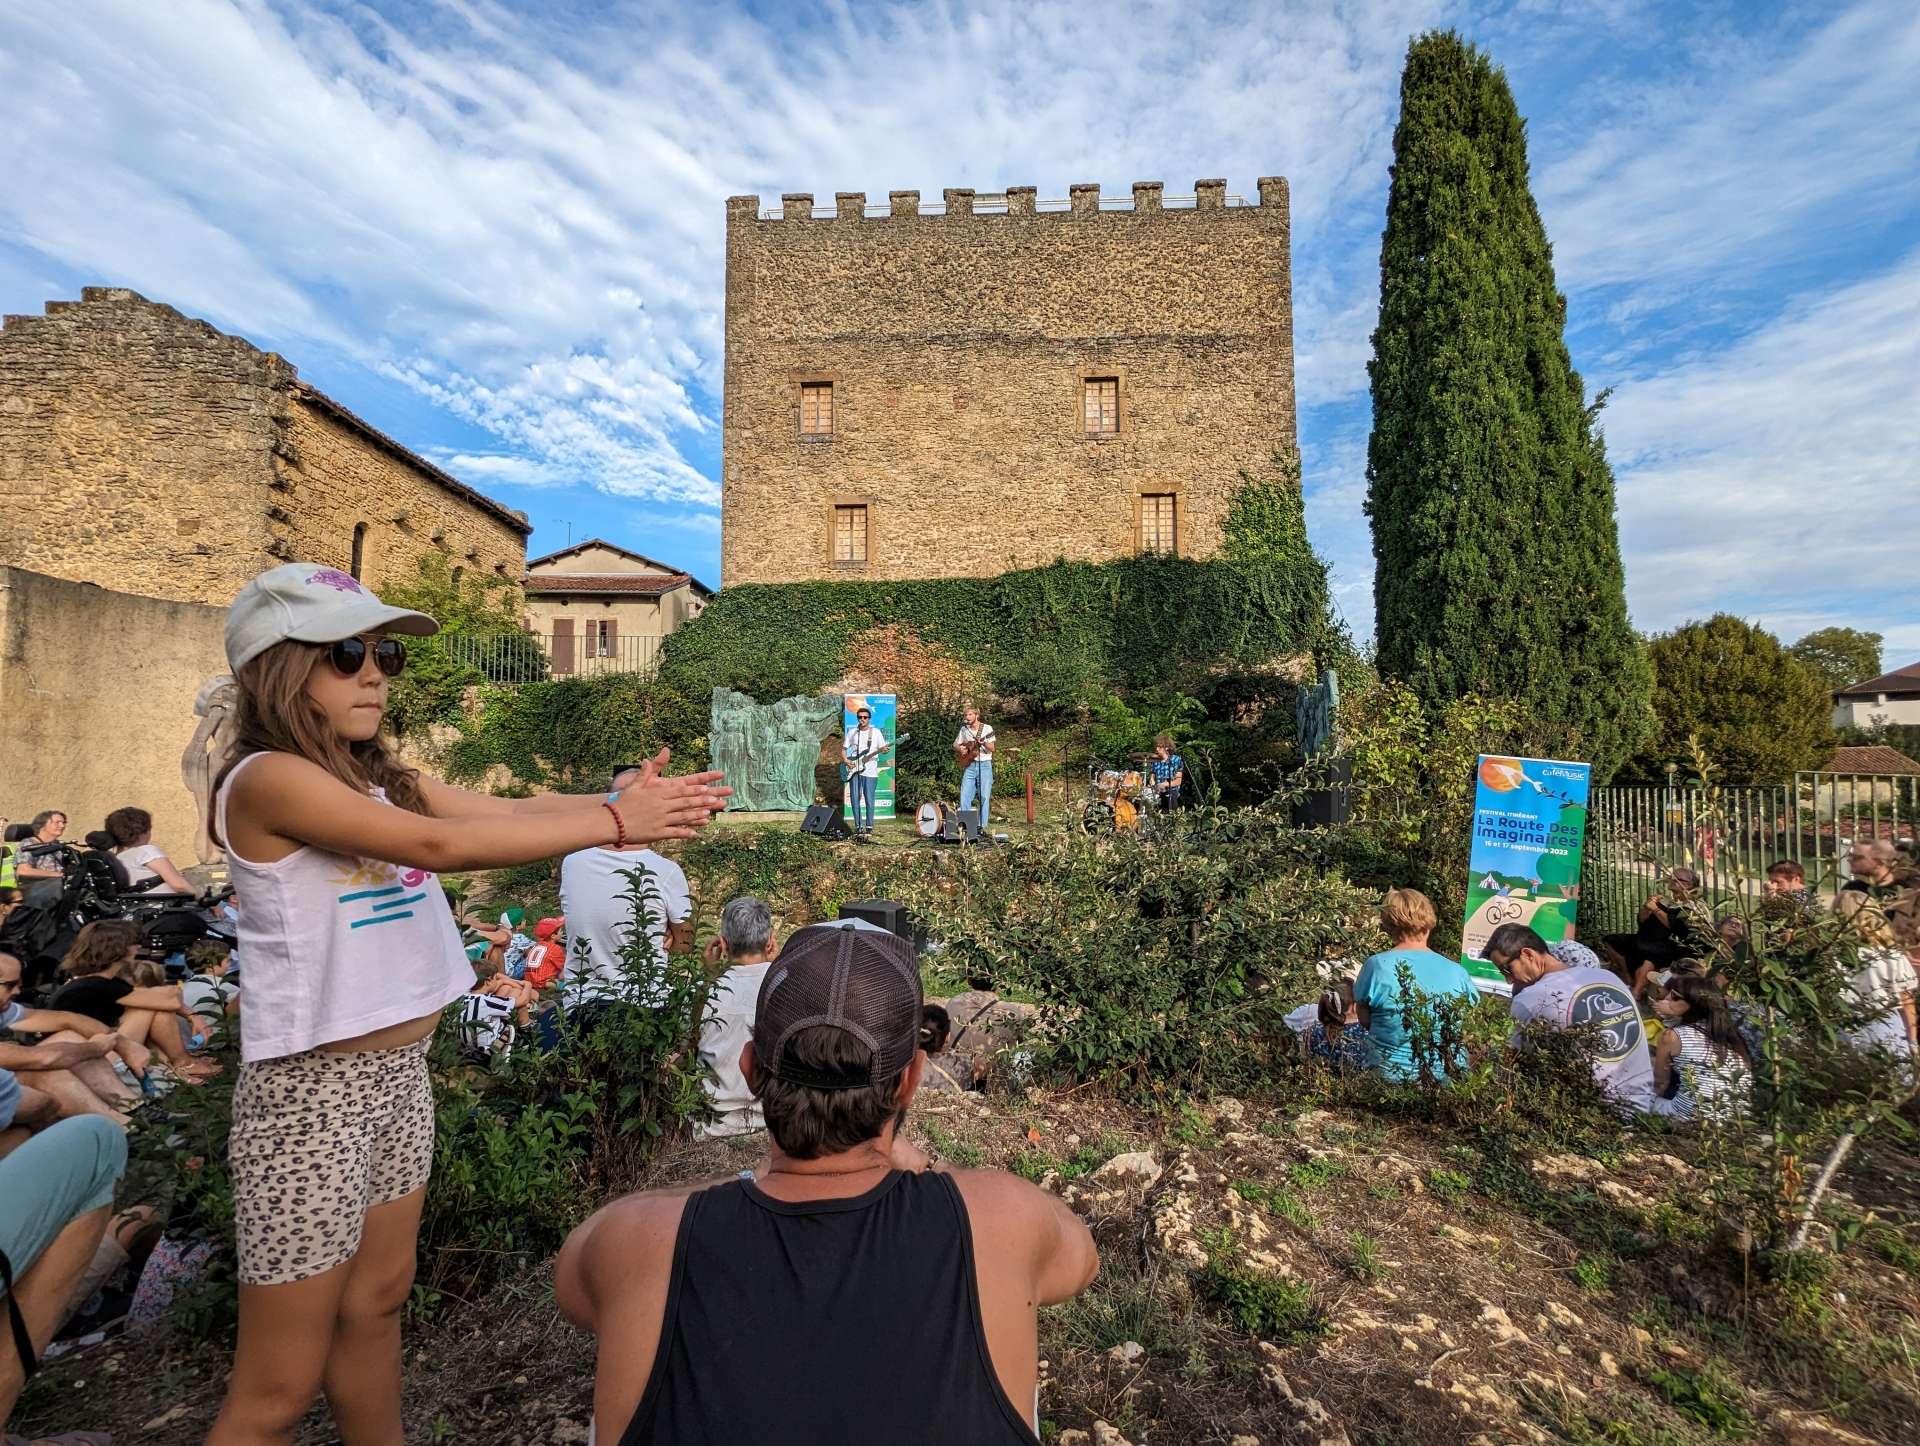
[1365,31,1650,781]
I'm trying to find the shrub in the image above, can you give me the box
[1198,1251,1325,1342]
[885,803,1380,1098]
[378,551,548,737]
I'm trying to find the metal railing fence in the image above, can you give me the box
[444,631,661,685]
[1581,771,1918,934]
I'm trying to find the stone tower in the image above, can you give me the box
[720,178,1295,586]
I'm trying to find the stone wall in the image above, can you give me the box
[281,392,527,593]
[0,289,277,604]
[0,288,529,607]
[721,179,1296,586]
[0,567,228,866]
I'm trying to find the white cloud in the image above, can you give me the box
[1538,2,1920,303]
[0,0,1440,505]
[1604,248,1920,641]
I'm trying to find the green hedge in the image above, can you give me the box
[658,554,1334,708]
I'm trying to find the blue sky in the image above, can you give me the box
[3,0,1916,662]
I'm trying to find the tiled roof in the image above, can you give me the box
[1836,661,1920,698]
[289,383,533,536]
[523,572,693,597]
[1824,745,1920,776]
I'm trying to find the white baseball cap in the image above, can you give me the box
[226,563,440,672]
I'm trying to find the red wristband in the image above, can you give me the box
[603,800,627,848]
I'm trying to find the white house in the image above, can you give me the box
[1832,661,1920,730]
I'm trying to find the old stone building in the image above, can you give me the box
[721,177,1295,586]
[0,288,530,606]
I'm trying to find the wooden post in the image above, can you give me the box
[1025,770,1035,824]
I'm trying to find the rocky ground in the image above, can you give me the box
[18,1074,1920,1445]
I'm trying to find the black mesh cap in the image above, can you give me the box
[753,921,923,1091]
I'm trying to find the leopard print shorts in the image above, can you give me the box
[230,1035,435,1286]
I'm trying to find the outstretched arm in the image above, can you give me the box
[232,753,728,876]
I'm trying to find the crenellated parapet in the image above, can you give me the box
[726,177,1288,223]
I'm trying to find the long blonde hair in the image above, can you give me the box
[210,638,428,845]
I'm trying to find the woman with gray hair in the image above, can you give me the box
[699,896,777,1138]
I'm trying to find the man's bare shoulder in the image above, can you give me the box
[947,1165,1061,1223]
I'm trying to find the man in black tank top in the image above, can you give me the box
[556,923,1099,1445]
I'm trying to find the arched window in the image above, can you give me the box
[451,565,465,587]
[350,523,368,580]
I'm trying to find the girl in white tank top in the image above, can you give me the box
[206,563,729,1446]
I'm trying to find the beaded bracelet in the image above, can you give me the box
[603,800,627,848]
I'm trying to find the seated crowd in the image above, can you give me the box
[5,771,1917,1443]
[1297,856,1918,1123]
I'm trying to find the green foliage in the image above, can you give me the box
[657,515,1335,717]
[1629,616,1837,782]
[1345,1230,1388,1279]
[420,864,715,1297]
[1198,1247,1326,1341]
[1336,678,1528,949]
[1789,626,1882,694]
[443,672,709,792]
[1836,718,1920,766]
[885,803,1380,1098]
[1364,30,1651,783]
[1230,1178,1318,1230]
[378,551,547,736]
[1426,1167,1472,1204]
[1572,1253,1615,1293]
[1047,1256,1199,1359]
[1647,1364,1754,1438]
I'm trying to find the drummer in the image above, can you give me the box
[1148,735,1184,809]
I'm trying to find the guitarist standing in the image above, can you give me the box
[953,704,996,826]
[842,705,884,842]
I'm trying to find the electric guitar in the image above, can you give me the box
[840,731,909,783]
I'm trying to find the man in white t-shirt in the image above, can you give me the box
[696,896,777,1138]
[1484,923,1654,1114]
[557,764,695,1012]
[952,704,996,826]
[842,706,884,842]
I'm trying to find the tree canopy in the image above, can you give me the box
[1788,626,1882,694]
[1630,615,1836,782]
[1364,30,1650,782]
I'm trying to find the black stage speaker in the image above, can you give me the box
[1290,757,1353,828]
[840,898,927,953]
[937,808,984,844]
[799,803,849,839]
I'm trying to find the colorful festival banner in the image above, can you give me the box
[842,692,899,823]
[1461,755,1592,987]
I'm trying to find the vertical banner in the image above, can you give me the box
[1461,755,1592,987]
[842,692,899,823]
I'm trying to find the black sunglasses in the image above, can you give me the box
[327,636,408,677]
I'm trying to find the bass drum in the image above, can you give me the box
[916,801,947,838]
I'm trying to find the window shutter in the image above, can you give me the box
[602,617,618,659]
[551,617,575,675]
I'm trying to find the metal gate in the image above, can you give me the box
[1581,771,1918,934]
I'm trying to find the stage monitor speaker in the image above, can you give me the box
[799,803,847,838]
[936,808,984,844]
[840,899,924,953]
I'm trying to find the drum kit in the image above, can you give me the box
[915,800,986,844]
[1080,762,1154,834]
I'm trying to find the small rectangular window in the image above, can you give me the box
[801,382,834,436]
[833,504,868,564]
[1084,377,1119,435]
[1140,494,1177,555]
